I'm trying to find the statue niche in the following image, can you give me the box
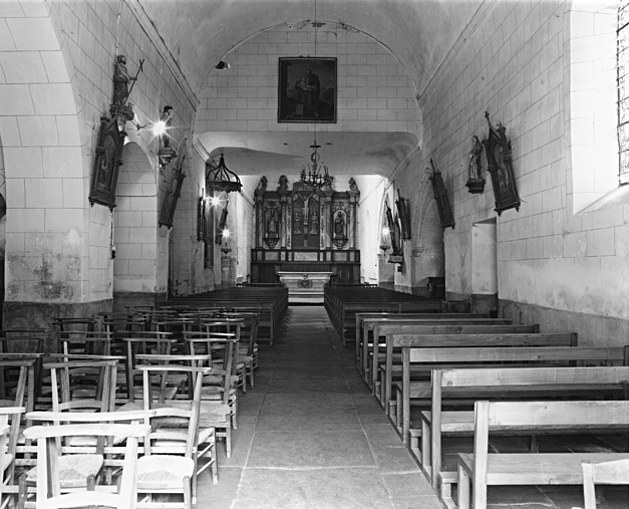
[264,205,280,248]
[332,208,348,248]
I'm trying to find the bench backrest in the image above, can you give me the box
[392,332,577,348]
[435,363,629,388]
[417,345,628,365]
[470,399,629,508]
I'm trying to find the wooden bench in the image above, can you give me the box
[388,332,577,435]
[354,313,490,376]
[456,400,629,509]
[375,324,547,404]
[368,318,516,391]
[411,348,629,487]
[323,286,444,345]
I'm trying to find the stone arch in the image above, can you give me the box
[0,7,88,322]
[114,141,163,297]
[411,169,444,291]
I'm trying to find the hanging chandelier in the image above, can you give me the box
[300,135,331,188]
[206,153,242,194]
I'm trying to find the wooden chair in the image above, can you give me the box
[222,311,259,387]
[200,319,246,393]
[136,366,212,507]
[130,355,219,485]
[46,358,118,414]
[0,406,25,508]
[183,330,238,457]
[122,332,177,401]
[582,458,629,509]
[20,422,149,509]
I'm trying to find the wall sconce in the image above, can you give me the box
[135,105,173,136]
[380,226,391,255]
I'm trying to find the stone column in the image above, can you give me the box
[347,179,360,249]
[322,189,333,249]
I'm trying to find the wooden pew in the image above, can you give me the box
[354,312,490,374]
[167,286,288,345]
[409,348,629,487]
[371,320,536,398]
[367,318,515,389]
[388,332,577,433]
[323,286,443,345]
[456,400,629,509]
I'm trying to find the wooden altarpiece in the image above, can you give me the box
[251,175,360,284]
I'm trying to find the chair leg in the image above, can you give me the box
[457,464,470,509]
[225,426,232,458]
[184,475,192,508]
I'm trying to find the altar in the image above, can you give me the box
[277,271,332,303]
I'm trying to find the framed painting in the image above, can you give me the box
[428,159,455,230]
[278,57,336,123]
[482,111,521,216]
[89,116,126,209]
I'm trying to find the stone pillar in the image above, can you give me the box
[254,177,267,248]
[279,184,289,249]
[322,190,333,249]
[348,179,360,249]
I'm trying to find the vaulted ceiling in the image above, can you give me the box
[141,0,479,180]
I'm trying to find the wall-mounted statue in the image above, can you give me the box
[465,134,485,193]
[110,55,143,128]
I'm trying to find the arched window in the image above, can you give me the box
[568,1,618,212]
[618,0,629,184]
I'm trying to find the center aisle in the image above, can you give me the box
[198,306,442,509]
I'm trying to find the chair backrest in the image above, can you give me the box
[138,366,208,459]
[122,332,177,401]
[45,359,118,413]
[582,458,629,509]
[0,406,25,485]
[183,330,236,405]
[23,422,149,509]
[57,330,113,357]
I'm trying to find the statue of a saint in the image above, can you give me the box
[309,212,319,235]
[334,211,345,238]
[278,175,288,193]
[267,208,278,237]
[110,55,142,125]
[113,55,135,107]
[468,135,483,180]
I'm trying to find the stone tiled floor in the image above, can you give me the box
[196,306,441,509]
[197,306,629,509]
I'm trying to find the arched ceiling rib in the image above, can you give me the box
[139,0,479,96]
[140,0,479,181]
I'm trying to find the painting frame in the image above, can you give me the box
[89,116,126,210]
[482,111,521,216]
[278,57,337,123]
[428,159,455,230]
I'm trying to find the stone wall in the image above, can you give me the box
[422,0,629,341]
